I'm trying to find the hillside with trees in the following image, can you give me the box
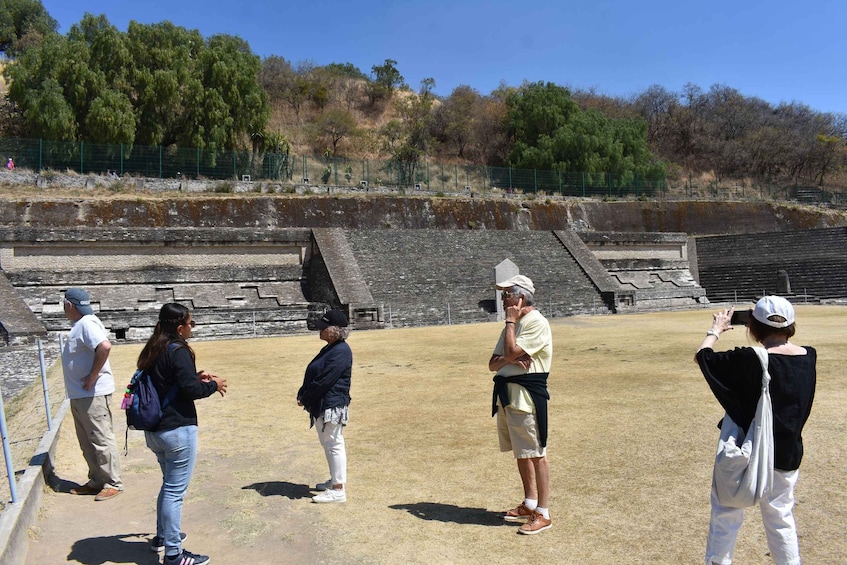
[1,0,845,192]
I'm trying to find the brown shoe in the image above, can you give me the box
[70,483,100,496]
[518,511,552,535]
[504,503,534,522]
[94,487,123,501]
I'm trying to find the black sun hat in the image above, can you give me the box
[314,309,349,330]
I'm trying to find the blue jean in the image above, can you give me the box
[145,425,198,556]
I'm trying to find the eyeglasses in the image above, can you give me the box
[501,290,516,300]
[187,320,196,328]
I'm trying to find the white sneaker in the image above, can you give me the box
[315,479,333,491]
[312,488,346,503]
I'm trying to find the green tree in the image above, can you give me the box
[506,81,663,181]
[367,58,405,107]
[6,34,78,140]
[194,34,268,150]
[5,14,269,152]
[0,0,58,56]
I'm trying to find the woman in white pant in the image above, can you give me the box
[297,310,353,503]
[696,296,816,565]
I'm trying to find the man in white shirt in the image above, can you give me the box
[488,275,553,535]
[62,288,123,501]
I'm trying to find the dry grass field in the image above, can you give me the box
[24,306,847,564]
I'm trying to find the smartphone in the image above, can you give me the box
[730,309,751,325]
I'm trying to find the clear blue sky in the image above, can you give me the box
[41,0,847,115]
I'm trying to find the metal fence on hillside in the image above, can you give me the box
[0,137,666,197]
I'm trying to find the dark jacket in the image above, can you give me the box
[492,372,551,448]
[696,346,816,470]
[148,340,219,431]
[297,339,352,426]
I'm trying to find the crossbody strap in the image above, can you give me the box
[751,346,771,389]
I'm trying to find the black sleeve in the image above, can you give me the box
[169,346,218,400]
[696,347,763,432]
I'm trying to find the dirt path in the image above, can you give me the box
[26,403,320,564]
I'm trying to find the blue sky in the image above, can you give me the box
[41,0,847,115]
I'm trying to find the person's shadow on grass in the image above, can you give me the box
[390,502,513,526]
[67,533,159,564]
[242,481,313,499]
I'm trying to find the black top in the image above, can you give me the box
[148,341,219,431]
[297,339,352,424]
[696,346,816,471]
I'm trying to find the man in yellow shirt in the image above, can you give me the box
[489,275,553,535]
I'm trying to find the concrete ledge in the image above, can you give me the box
[0,398,69,564]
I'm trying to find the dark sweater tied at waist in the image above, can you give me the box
[492,372,550,448]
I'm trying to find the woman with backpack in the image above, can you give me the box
[136,303,227,565]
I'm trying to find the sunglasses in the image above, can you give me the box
[501,290,516,300]
[186,320,196,328]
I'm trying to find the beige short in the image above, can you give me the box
[496,405,546,459]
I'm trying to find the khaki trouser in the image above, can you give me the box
[70,395,123,490]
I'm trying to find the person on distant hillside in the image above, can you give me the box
[6,158,14,171]
[61,287,124,502]
[696,296,816,565]
[297,309,353,503]
[488,275,554,535]
[138,303,227,565]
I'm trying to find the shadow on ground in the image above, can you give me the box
[67,533,159,565]
[48,474,88,494]
[242,481,313,500]
[390,502,513,526]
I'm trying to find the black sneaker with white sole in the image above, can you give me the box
[164,548,210,565]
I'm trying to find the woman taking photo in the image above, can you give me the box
[696,296,816,565]
[297,310,352,503]
[137,303,227,565]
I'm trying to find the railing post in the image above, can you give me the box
[38,339,53,431]
[0,385,19,503]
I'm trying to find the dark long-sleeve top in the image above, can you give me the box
[148,340,219,431]
[696,346,816,471]
[297,339,352,424]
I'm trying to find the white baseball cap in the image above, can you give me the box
[752,295,795,328]
[495,275,535,294]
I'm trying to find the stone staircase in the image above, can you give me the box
[694,227,847,302]
[342,229,611,328]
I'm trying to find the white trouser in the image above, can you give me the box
[316,417,347,486]
[706,468,801,565]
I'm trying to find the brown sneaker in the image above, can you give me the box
[518,511,552,535]
[94,487,123,501]
[70,483,99,496]
[504,503,534,522]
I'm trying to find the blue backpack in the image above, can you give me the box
[123,344,179,431]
